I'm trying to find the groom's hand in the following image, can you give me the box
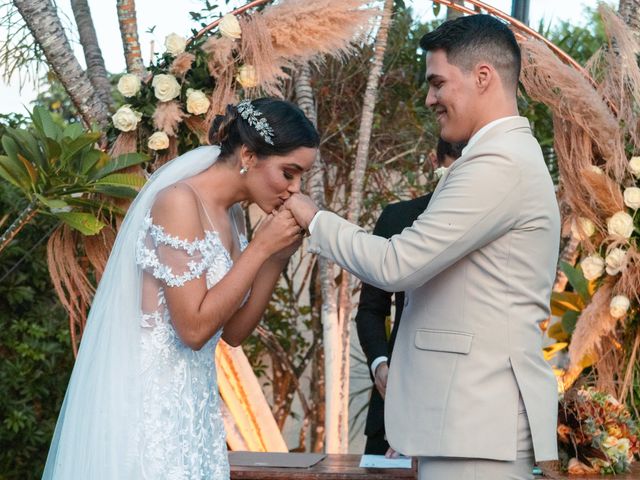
[284,193,319,231]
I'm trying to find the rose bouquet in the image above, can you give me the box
[558,387,640,474]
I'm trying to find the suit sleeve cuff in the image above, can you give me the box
[371,356,388,376]
[308,210,325,234]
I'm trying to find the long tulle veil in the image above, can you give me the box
[43,145,221,479]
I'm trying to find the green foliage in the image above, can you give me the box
[0,183,73,479]
[0,107,148,238]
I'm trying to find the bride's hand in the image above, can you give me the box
[252,208,304,259]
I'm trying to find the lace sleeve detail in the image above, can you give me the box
[136,212,215,287]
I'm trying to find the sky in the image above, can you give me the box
[0,0,606,115]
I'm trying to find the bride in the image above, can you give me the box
[43,98,320,479]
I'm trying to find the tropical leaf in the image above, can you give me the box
[560,261,591,302]
[63,122,83,139]
[0,151,30,190]
[543,342,568,361]
[90,152,148,180]
[31,106,61,141]
[551,291,584,316]
[561,310,580,335]
[548,320,570,342]
[60,132,102,165]
[94,172,145,189]
[92,184,139,198]
[0,157,24,189]
[35,194,69,211]
[17,154,38,187]
[80,150,107,175]
[54,211,105,235]
[6,128,46,168]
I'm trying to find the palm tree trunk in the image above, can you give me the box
[619,0,640,41]
[295,63,336,452]
[0,201,38,255]
[70,0,113,110]
[116,0,146,76]
[330,0,394,453]
[13,0,110,129]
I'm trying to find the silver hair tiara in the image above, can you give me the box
[236,100,275,145]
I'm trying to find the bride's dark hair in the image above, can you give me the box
[209,98,320,160]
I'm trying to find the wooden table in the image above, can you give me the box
[231,453,417,480]
[538,461,640,479]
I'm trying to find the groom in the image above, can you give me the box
[287,14,560,480]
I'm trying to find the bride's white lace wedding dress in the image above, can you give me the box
[134,200,247,479]
[43,147,237,479]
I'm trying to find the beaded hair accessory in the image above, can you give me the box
[236,100,275,145]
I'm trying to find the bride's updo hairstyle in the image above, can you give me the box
[209,98,320,161]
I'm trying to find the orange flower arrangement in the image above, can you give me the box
[558,387,640,474]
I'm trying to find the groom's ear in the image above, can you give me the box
[474,63,494,93]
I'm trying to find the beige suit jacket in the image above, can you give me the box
[308,117,560,461]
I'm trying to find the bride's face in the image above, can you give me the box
[246,146,317,213]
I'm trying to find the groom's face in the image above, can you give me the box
[425,50,477,143]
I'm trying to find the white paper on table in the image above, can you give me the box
[359,454,412,469]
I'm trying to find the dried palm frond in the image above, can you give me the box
[239,0,374,95]
[154,135,179,168]
[170,52,195,78]
[598,5,640,168]
[152,100,186,136]
[202,36,237,115]
[566,279,617,378]
[109,131,138,157]
[47,225,95,355]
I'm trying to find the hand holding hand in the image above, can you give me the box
[374,361,389,399]
[253,208,304,259]
[284,193,319,231]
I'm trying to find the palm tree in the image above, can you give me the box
[116,0,146,76]
[295,62,332,452]
[12,0,111,129]
[70,0,113,109]
[329,0,394,453]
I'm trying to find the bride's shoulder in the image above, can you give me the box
[149,183,203,237]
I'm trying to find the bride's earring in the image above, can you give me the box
[240,165,249,175]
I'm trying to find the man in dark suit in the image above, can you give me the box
[355,139,464,455]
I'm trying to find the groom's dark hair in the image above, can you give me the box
[420,14,521,93]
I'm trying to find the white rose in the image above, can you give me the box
[629,156,640,178]
[570,217,596,240]
[587,165,604,175]
[607,211,635,239]
[165,33,186,55]
[434,166,448,179]
[609,295,630,319]
[147,131,170,150]
[186,89,210,115]
[605,248,626,275]
[236,64,258,88]
[580,254,605,280]
[623,187,640,209]
[117,73,141,97]
[219,14,242,39]
[152,74,181,102]
[112,105,142,132]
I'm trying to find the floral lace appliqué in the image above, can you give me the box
[134,210,248,479]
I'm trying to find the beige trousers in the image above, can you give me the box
[418,399,534,480]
